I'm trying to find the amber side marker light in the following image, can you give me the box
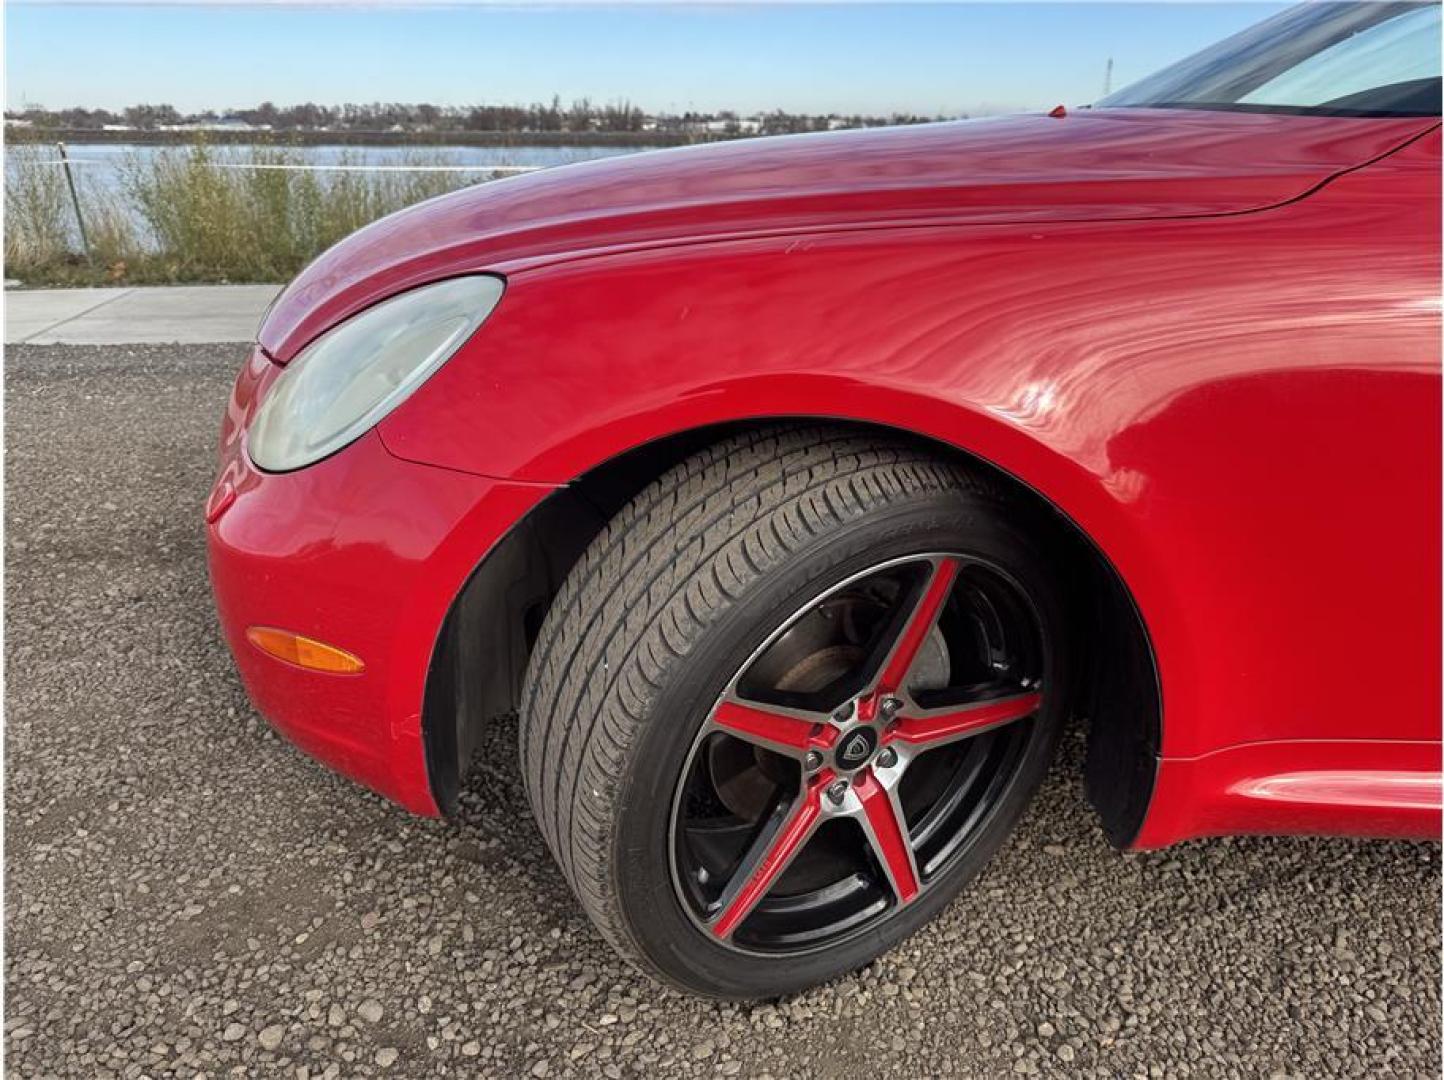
[246,626,365,674]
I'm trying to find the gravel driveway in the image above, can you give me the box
[5,343,1439,1078]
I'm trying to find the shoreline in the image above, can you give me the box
[8,127,716,149]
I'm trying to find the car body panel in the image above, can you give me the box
[207,347,554,814]
[256,110,1434,362]
[212,116,1442,843]
[378,124,1441,834]
[1139,740,1442,846]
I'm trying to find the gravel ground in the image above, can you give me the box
[5,342,1440,1079]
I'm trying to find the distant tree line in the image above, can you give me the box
[4,100,951,136]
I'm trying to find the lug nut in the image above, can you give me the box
[880,696,904,717]
[832,701,855,722]
[803,749,824,771]
[825,779,849,805]
[875,747,898,769]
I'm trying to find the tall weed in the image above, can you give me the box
[4,141,485,284]
[4,145,76,274]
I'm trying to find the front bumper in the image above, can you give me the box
[206,348,552,814]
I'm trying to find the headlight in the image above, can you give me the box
[247,275,504,472]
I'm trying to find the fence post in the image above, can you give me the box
[57,142,92,262]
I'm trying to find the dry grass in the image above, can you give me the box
[4,144,76,273]
[4,141,481,285]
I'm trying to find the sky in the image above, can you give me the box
[6,2,1288,117]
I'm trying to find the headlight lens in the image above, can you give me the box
[247,275,504,472]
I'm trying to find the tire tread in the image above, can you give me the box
[518,427,997,973]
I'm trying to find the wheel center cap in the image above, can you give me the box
[836,726,879,770]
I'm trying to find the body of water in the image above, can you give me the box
[8,141,653,192]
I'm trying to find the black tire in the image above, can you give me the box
[519,427,1069,999]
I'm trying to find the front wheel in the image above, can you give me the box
[519,428,1069,999]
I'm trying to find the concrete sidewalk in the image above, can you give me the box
[4,284,281,346]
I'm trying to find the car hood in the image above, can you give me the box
[259,107,1434,360]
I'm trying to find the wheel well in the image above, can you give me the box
[422,419,1160,845]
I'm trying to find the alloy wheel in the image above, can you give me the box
[669,553,1046,954]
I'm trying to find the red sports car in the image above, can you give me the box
[208,2,1442,997]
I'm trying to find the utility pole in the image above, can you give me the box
[1103,57,1114,97]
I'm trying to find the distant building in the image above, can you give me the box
[684,118,762,135]
[161,116,272,133]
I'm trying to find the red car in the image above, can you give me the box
[208,2,1442,997]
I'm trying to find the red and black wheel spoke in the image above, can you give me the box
[670,552,1046,953]
[710,698,830,760]
[707,771,834,940]
[889,690,1043,748]
[872,556,962,695]
[852,769,921,904]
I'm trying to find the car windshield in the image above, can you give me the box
[1099,1,1441,117]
